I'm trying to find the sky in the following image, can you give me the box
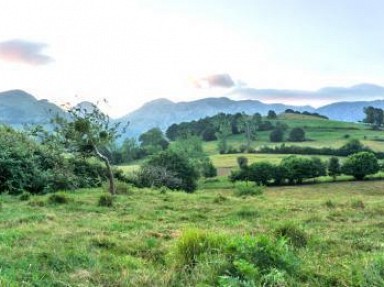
[0,0,383,117]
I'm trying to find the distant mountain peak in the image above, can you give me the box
[0,89,36,101]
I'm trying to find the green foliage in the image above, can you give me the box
[341,152,380,180]
[288,127,306,142]
[139,127,169,155]
[328,156,341,181]
[48,193,69,205]
[237,156,248,169]
[361,255,384,286]
[274,223,308,248]
[19,192,31,201]
[234,181,264,197]
[138,150,200,192]
[281,156,326,184]
[267,110,278,119]
[269,127,285,142]
[98,194,113,207]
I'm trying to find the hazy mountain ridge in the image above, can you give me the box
[1,84,384,137]
[0,90,64,127]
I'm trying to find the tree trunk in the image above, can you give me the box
[94,146,115,195]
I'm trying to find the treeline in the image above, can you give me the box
[284,109,329,119]
[0,126,114,194]
[258,139,384,158]
[230,151,381,186]
[165,112,278,142]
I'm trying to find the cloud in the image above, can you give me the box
[194,73,235,89]
[0,39,53,65]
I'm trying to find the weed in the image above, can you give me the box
[324,199,336,208]
[274,223,308,248]
[48,192,69,204]
[19,192,30,201]
[351,199,365,209]
[98,194,113,207]
[234,181,264,197]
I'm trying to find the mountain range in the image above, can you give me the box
[1,84,384,137]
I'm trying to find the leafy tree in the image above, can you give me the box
[364,106,384,128]
[288,128,305,142]
[139,127,169,155]
[237,113,257,151]
[341,152,379,180]
[141,150,199,192]
[51,104,124,194]
[237,156,248,169]
[280,156,325,184]
[328,156,341,181]
[214,114,232,154]
[247,162,275,185]
[267,110,277,119]
[339,139,368,156]
[269,128,284,142]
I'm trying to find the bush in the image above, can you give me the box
[274,223,308,248]
[234,181,264,197]
[201,158,217,178]
[269,128,284,142]
[48,193,69,204]
[113,181,133,195]
[98,194,113,207]
[288,127,305,142]
[19,192,31,201]
[341,152,379,180]
[138,150,200,192]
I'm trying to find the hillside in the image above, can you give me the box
[118,97,315,137]
[0,90,64,127]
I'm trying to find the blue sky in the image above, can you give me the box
[0,0,383,116]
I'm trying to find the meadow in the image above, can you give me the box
[1,179,384,286]
[1,115,384,286]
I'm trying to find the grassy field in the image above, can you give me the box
[1,179,384,286]
[203,116,384,155]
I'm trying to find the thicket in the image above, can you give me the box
[230,152,380,185]
[0,126,106,194]
[165,112,276,142]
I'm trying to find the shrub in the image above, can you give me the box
[237,156,248,169]
[113,181,133,195]
[288,127,305,142]
[328,156,341,181]
[98,194,113,207]
[274,223,308,248]
[234,181,264,197]
[139,150,200,192]
[269,128,284,142]
[341,152,379,180]
[19,192,31,201]
[48,193,69,204]
[201,158,217,178]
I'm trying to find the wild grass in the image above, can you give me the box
[1,180,384,285]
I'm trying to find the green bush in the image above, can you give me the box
[98,194,114,207]
[48,193,69,204]
[341,152,380,180]
[19,192,31,201]
[137,150,200,192]
[274,223,309,248]
[234,181,264,197]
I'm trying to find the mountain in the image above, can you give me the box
[229,83,384,103]
[118,97,315,137]
[0,90,64,128]
[317,100,384,122]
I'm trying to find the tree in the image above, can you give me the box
[288,128,305,142]
[328,157,341,181]
[363,106,384,128]
[139,127,169,155]
[237,113,257,151]
[280,156,325,184]
[141,150,200,192]
[269,128,284,142]
[267,110,277,119]
[51,104,125,195]
[214,114,232,154]
[341,152,379,180]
